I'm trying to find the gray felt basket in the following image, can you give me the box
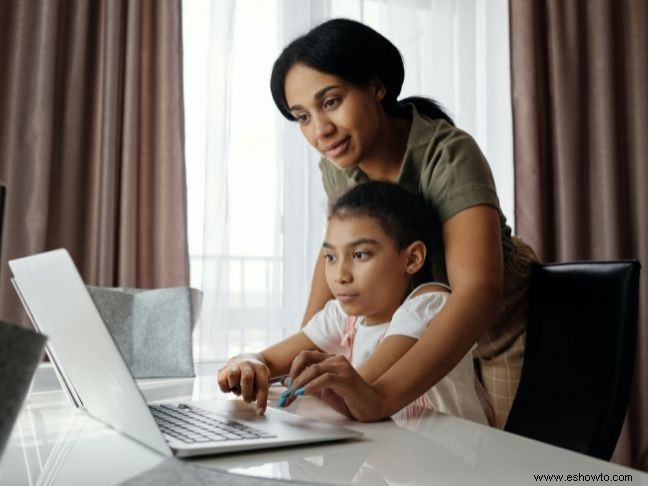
[87,286,202,379]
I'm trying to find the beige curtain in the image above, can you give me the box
[510,0,648,470]
[0,0,189,325]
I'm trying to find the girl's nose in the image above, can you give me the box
[334,262,352,284]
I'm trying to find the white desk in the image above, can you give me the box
[1,363,646,485]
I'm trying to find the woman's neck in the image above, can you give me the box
[358,114,411,182]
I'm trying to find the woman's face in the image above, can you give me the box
[284,64,385,170]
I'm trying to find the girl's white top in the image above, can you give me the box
[303,284,489,425]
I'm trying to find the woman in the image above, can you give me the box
[269,18,537,428]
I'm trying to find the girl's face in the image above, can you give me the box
[284,64,386,170]
[322,214,424,325]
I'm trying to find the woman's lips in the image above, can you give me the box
[323,136,350,158]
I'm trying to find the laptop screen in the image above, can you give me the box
[9,249,171,456]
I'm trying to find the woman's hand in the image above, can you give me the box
[287,351,388,422]
[217,354,270,415]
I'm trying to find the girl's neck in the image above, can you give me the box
[363,285,412,326]
[358,114,411,182]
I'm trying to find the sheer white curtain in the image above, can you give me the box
[183,0,513,361]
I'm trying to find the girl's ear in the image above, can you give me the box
[404,241,426,275]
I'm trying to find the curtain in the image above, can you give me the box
[185,0,513,362]
[185,0,298,361]
[510,0,648,470]
[0,0,189,326]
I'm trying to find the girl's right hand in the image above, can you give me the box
[217,354,270,415]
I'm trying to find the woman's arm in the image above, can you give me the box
[373,205,503,413]
[300,254,334,327]
[355,287,448,383]
[356,335,418,383]
[289,205,503,421]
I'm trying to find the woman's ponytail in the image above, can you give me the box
[399,97,454,126]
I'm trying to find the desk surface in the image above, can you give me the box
[1,363,646,486]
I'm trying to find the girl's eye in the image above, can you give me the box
[323,97,340,110]
[295,113,309,124]
[353,251,370,260]
[323,253,336,262]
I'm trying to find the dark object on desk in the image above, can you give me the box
[123,458,326,486]
[0,320,47,459]
[505,260,640,460]
[87,286,201,379]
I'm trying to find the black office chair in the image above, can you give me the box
[504,260,641,460]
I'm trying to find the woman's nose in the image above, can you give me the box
[313,114,334,139]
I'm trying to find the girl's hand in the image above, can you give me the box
[287,351,388,422]
[217,354,270,414]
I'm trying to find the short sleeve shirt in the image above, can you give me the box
[318,104,514,284]
[302,289,449,368]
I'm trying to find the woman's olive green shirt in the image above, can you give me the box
[318,105,538,362]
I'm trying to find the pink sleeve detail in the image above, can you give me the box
[340,316,357,361]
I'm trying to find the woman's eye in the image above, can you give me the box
[295,113,309,124]
[323,97,340,110]
[353,251,370,260]
[323,253,336,262]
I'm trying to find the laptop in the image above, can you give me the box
[9,249,362,458]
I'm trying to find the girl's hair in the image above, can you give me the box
[329,181,433,285]
[270,18,454,126]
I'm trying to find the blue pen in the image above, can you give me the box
[277,387,306,407]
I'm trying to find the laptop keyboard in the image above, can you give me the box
[150,403,276,444]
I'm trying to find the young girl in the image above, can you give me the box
[218,181,490,425]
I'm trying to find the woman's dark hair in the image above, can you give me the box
[329,181,433,285]
[270,18,454,125]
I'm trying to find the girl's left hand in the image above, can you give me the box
[286,351,388,422]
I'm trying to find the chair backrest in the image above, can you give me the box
[504,260,641,460]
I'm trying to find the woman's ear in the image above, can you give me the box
[369,77,387,102]
[404,241,426,275]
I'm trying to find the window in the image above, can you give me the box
[182,0,513,361]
